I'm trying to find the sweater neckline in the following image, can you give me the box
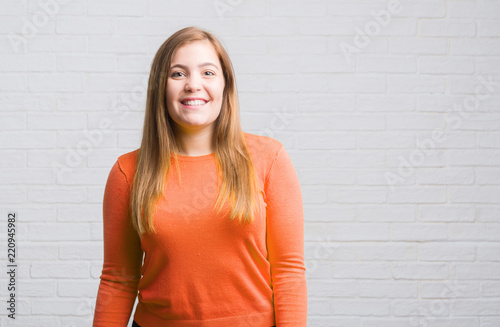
[172,152,215,161]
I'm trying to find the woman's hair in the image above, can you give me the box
[130,26,261,235]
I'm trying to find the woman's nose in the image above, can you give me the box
[184,75,202,92]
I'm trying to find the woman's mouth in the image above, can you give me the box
[180,99,208,109]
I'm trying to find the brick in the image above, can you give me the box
[28,35,87,53]
[388,76,446,93]
[0,54,55,71]
[420,205,475,222]
[451,39,500,55]
[448,150,500,166]
[478,20,500,37]
[57,54,116,72]
[300,169,355,185]
[18,280,57,297]
[329,187,387,204]
[358,205,415,222]
[359,132,415,149]
[449,1,500,18]
[392,300,449,317]
[357,56,416,73]
[0,150,25,168]
[417,94,464,112]
[0,113,25,130]
[329,114,385,131]
[28,0,86,15]
[58,204,101,222]
[0,167,53,185]
[298,132,356,150]
[29,223,91,241]
[481,281,500,297]
[269,0,327,17]
[117,55,150,73]
[392,263,448,280]
[476,168,500,185]
[31,298,94,315]
[387,113,446,130]
[232,55,295,74]
[478,132,500,148]
[450,186,500,204]
[0,131,56,149]
[90,36,149,53]
[88,0,146,16]
[421,281,479,299]
[450,223,500,241]
[59,242,103,260]
[391,223,447,241]
[0,317,61,327]
[420,242,475,261]
[331,299,390,315]
[56,16,114,35]
[328,76,386,93]
[240,18,297,36]
[0,73,27,91]
[29,72,83,92]
[482,318,500,327]
[297,93,355,113]
[417,167,474,185]
[388,37,447,55]
[58,279,100,297]
[476,206,500,222]
[18,242,58,260]
[305,222,389,242]
[27,113,87,130]
[388,186,447,204]
[328,150,385,168]
[86,73,146,92]
[28,187,86,204]
[419,19,476,37]
[477,244,500,261]
[304,206,356,222]
[451,300,500,315]
[358,280,417,298]
[417,131,476,149]
[269,37,327,55]
[31,262,90,278]
[308,280,358,297]
[454,263,500,280]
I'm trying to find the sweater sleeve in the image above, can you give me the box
[93,160,143,327]
[265,145,308,326]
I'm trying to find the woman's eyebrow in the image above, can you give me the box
[170,62,220,70]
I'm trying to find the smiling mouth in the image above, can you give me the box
[181,100,208,106]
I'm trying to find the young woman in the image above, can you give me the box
[92,26,307,327]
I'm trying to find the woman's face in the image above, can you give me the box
[165,40,225,134]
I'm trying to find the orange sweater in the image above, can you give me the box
[92,133,307,327]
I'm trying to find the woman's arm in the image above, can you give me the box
[93,160,143,327]
[265,144,308,326]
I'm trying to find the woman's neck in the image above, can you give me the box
[174,126,214,156]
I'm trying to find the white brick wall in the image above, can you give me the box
[1,0,499,326]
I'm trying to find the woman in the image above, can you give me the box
[92,26,307,327]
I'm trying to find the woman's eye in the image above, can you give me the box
[204,71,215,76]
[171,72,184,77]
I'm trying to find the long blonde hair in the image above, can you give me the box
[130,26,261,235]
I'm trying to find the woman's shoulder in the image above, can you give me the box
[243,132,284,159]
[115,148,140,178]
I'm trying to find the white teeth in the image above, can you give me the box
[183,100,207,106]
